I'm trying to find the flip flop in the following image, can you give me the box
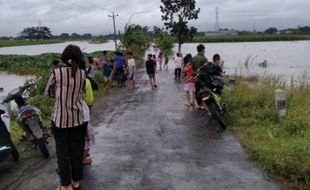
[71,183,81,190]
[83,158,93,165]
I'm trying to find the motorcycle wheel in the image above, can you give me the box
[9,140,19,161]
[37,138,49,159]
[209,102,227,130]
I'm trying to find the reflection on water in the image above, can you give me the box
[175,40,310,80]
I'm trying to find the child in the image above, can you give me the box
[158,52,163,70]
[145,54,158,89]
[83,76,95,165]
[126,51,136,90]
[164,54,169,71]
[174,52,183,81]
[87,56,96,80]
[184,62,195,107]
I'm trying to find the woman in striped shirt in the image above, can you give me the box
[45,44,87,190]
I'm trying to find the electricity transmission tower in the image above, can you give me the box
[215,7,220,32]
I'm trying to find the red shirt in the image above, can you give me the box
[185,64,195,83]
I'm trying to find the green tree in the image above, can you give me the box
[20,26,52,40]
[160,0,200,52]
[264,27,278,35]
[157,36,175,55]
[59,33,70,39]
[120,24,149,56]
[152,26,164,38]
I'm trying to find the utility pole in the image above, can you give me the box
[108,12,119,51]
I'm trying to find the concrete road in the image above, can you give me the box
[0,69,282,190]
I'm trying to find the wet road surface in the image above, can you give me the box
[0,69,282,190]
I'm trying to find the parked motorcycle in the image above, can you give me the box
[0,88,19,162]
[195,64,227,130]
[3,84,50,159]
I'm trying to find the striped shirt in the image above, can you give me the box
[44,67,86,128]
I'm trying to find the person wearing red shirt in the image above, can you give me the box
[184,61,196,107]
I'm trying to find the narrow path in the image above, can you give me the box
[0,68,282,190]
[82,69,282,190]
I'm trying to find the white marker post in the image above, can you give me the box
[275,89,286,118]
[229,76,235,93]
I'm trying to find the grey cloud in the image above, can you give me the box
[0,0,310,36]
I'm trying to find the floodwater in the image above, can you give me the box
[177,41,310,80]
[0,40,116,55]
[0,72,32,95]
[0,40,309,80]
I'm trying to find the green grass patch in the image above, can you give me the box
[224,76,310,189]
[0,40,64,48]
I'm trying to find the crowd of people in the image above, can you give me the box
[147,43,224,109]
[44,42,223,190]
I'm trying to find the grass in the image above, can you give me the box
[223,75,310,190]
[192,34,310,43]
[0,39,65,48]
[0,52,114,145]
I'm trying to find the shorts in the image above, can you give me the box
[148,73,155,80]
[184,82,195,92]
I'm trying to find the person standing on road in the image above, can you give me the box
[158,52,163,71]
[164,54,169,71]
[126,51,136,90]
[174,52,183,82]
[87,56,96,80]
[184,60,196,107]
[45,44,87,190]
[183,53,192,78]
[191,44,208,109]
[113,52,126,87]
[145,54,158,89]
[83,76,95,165]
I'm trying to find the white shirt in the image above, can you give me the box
[174,56,183,68]
[128,58,136,75]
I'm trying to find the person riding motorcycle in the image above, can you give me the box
[196,54,224,93]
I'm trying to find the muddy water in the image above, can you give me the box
[0,72,32,95]
[0,40,116,55]
[0,40,309,80]
[176,41,310,80]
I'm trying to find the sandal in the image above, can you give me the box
[197,105,205,110]
[83,157,92,165]
[71,183,81,190]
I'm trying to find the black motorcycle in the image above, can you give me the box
[0,88,19,162]
[3,84,50,159]
[195,64,227,130]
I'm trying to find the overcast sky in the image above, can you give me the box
[1,0,310,36]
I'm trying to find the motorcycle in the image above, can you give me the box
[195,64,227,130]
[3,84,50,159]
[0,88,19,162]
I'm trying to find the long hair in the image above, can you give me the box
[61,45,83,77]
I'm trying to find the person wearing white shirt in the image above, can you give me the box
[174,52,183,81]
[126,52,136,90]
